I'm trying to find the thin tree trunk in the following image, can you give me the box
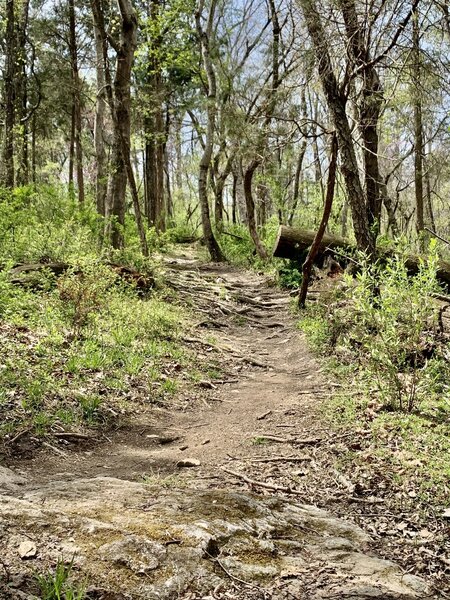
[15,0,30,186]
[338,0,384,229]
[424,157,436,233]
[69,0,84,204]
[299,132,338,308]
[412,4,424,245]
[244,161,269,259]
[195,0,225,262]
[214,154,234,230]
[232,170,237,224]
[91,0,147,254]
[93,11,107,216]
[297,0,375,255]
[241,0,281,258]
[233,159,247,224]
[68,105,75,198]
[289,140,307,226]
[2,0,16,188]
[31,112,37,186]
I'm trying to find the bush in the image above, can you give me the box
[301,244,444,413]
[336,250,440,411]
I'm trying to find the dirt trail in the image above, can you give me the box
[0,255,441,599]
[9,256,326,489]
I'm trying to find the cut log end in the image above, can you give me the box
[272,225,350,261]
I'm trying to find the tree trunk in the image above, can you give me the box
[68,105,75,198]
[288,139,307,226]
[2,0,16,188]
[214,154,234,230]
[299,132,338,307]
[244,161,269,259]
[273,226,349,260]
[338,0,384,229]
[69,0,85,204]
[412,4,424,246]
[15,0,30,186]
[297,0,375,255]
[195,0,225,262]
[274,225,450,287]
[233,159,247,224]
[31,112,37,186]
[93,11,108,216]
[143,0,165,232]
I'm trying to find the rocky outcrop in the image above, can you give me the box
[0,476,433,599]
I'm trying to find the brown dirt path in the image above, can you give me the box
[7,256,327,493]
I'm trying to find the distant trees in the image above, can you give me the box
[0,0,449,257]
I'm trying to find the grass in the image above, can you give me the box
[0,254,189,443]
[323,383,450,500]
[35,558,86,600]
[0,187,238,445]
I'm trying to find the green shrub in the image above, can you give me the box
[278,259,303,289]
[325,247,441,412]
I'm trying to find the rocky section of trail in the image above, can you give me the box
[0,254,444,599]
[0,470,431,599]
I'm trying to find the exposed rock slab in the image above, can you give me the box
[0,476,434,599]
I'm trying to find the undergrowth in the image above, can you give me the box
[0,187,190,443]
[298,247,450,505]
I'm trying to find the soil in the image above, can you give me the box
[1,252,448,599]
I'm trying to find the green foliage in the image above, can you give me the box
[298,308,332,354]
[0,185,102,265]
[277,259,303,289]
[218,221,279,269]
[340,251,440,412]
[35,558,86,600]
[57,265,116,336]
[0,253,186,440]
[300,244,445,414]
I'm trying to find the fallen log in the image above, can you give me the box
[273,226,450,287]
[273,226,350,261]
[8,262,154,292]
[9,262,71,286]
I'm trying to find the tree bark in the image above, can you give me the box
[92,0,148,254]
[412,4,424,246]
[15,0,30,186]
[195,0,225,262]
[69,0,85,204]
[297,0,375,255]
[144,0,165,232]
[2,0,16,188]
[244,160,269,259]
[273,225,450,287]
[241,0,280,259]
[92,8,108,216]
[338,0,384,229]
[299,133,338,307]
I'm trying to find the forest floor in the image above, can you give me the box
[0,250,448,599]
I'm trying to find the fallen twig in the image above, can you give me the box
[52,432,91,441]
[256,410,272,421]
[249,456,312,464]
[221,466,305,496]
[42,441,68,457]
[7,428,31,445]
[252,434,322,445]
[205,550,269,596]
